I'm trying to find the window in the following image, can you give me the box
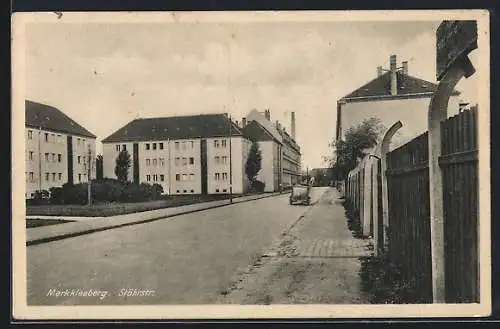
[223,189,227,193]
[44,133,48,142]
[190,173,195,181]
[28,130,33,139]
[159,158,165,166]
[175,142,180,150]
[77,156,81,164]
[58,154,62,162]
[221,139,227,148]
[52,153,56,162]
[190,141,194,149]
[29,172,34,182]
[222,173,228,181]
[77,138,81,145]
[189,157,194,165]
[222,156,228,164]
[44,153,49,162]
[176,190,180,193]
[58,173,62,180]
[175,157,180,166]
[159,142,164,150]
[57,134,61,143]
[122,144,127,151]
[191,189,194,193]
[214,140,220,148]
[216,189,220,193]
[78,174,82,182]
[116,144,121,152]
[182,174,187,181]
[45,173,50,181]
[215,156,220,164]
[183,190,187,193]
[153,174,158,182]
[153,158,157,166]
[214,173,220,181]
[51,134,55,143]
[176,174,181,181]
[145,143,150,150]
[146,174,151,182]
[182,141,186,150]
[182,157,187,166]
[29,151,33,161]
[146,159,151,166]
[160,174,165,182]
[52,173,56,181]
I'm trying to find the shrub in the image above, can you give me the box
[27,189,51,205]
[249,180,266,193]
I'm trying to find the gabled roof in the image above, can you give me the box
[243,120,277,142]
[102,113,243,143]
[246,109,283,143]
[25,100,97,138]
[341,71,460,102]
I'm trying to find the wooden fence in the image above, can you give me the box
[344,108,479,303]
[440,108,479,303]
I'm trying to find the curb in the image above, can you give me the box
[27,192,286,246]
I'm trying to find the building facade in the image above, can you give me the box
[102,114,251,195]
[25,100,97,199]
[244,109,301,190]
[335,55,461,151]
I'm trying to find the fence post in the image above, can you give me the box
[362,158,372,237]
[379,121,403,252]
[428,55,475,303]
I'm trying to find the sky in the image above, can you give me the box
[25,18,479,170]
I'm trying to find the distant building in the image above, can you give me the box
[25,100,97,199]
[244,109,301,189]
[101,114,251,195]
[335,54,462,150]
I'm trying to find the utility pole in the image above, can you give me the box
[229,114,233,204]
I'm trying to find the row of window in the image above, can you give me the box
[174,157,194,166]
[146,174,165,182]
[214,172,229,181]
[26,172,63,182]
[213,139,228,148]
[176,173,196,181]
[214,156,228,165]
[27,151,63,163]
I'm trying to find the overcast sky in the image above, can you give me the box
[25,19,479,169]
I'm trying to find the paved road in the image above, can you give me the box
[27,187,328,305]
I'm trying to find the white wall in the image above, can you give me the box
[255,141,275,192]
[25,127,96,198]
[169,139,201,195]
[340,95,461,151]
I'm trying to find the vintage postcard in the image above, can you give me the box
[12,10,491,320]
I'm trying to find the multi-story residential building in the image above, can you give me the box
[101,113,252,195]
[244,109,301,190]
[25,100,97,199]
[335,54,462,151]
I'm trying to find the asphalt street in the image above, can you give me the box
[27,188,328,305]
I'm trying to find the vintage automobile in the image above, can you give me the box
[289,184,311,205]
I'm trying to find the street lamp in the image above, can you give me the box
[229,114,233,204]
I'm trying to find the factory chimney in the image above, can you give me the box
[390,54,398,96]
[291,111,296,140]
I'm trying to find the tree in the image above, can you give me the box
[114,149,131,183]
[245,140,262,183]
[96,154,104,181]
[332,117,385,180]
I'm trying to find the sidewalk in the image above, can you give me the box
[218,188,373,304]
[26,192,283,245]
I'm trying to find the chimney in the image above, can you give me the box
[242,117,247,127]
[275,120,281,131]
[235,120,239,127]
[291,111,296,140]
[265,109,271,120]
[402,61,408,75]
[377,66,383,77]
[390,55,397,96]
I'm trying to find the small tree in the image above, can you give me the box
[96,154,104,181]
[333,117,386,180]
[245,140,262,183]
[115,149,131,183]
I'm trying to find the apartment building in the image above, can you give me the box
[244,109,301,190]
[101,113,251,195]
[25,100,97,199]
[335,54,461,151]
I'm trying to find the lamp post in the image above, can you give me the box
[229,114,233,204]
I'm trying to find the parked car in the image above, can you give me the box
[289,184,311,205]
